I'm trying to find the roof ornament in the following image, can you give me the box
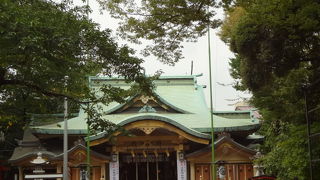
[139,105,156,113]
[140,95,154,104]
[74,138,85,146]
[138,127,156,134]
[217,132,231,138]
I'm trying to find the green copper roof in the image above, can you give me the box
[32,75,260,135]
[88,114,211,141]
[186,134,256,158]
[105,91,190,114]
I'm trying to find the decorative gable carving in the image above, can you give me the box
[111,94,183,114]
[140,95,155,104]
[138,127,157,134]
[139,105,157,113]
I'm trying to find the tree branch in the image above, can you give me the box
[0,79,88,104]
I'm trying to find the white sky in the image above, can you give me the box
[76,0,251,110]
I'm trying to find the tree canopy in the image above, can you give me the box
[219,0,320,179]
[0,0,145,98]
[97,0,221,64]
[220,0,320,91]
[0,0,151,159]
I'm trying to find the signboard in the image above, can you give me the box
[109,161,119,180]
[177,159,187,180]
[121,154,169,163]
[25,174,63,179]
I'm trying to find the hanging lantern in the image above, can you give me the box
[178,152,184,160]
[111,153,118,162]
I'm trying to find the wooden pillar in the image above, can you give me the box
[75,168,80,180]
[244,165,247,180]
[18,166,23,180]
[92,167,96,180]
[101,163,106,180]
[190,162,195,180]
[57,164,62,180]
[105,163,109,180]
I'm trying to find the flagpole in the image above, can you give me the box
[207,14,216,180]
[63,76,69,180]
[86,76,91,180]
[86,1,91,180]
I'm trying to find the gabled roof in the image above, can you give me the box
[9,140,109,164]
[31,75,260,135]
[18,128,40,147]
[186,134,256,158]
[53,143,109,161]
[105,91,189,114]
[9,148,56,164]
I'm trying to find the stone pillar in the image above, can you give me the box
[253,164,264,176]
[190,162,195,180]
[18,166,23,180]
[56,164,62,180]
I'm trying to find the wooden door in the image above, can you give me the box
[226,164,234,180]
[224,164,254,180]
[92,167,101,180]
[238,165,245,180]
[245,164,253,179]
[71,168,79,180]
[195,164,211,180]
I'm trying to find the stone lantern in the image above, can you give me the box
[30,152,47,179]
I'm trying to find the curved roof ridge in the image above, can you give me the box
[9,150,56,164]
[89,75,201,81]
[213,110,252,114]
[186,135,256,158]
[194,123,261,133]
[105,91,190,114]
[215,135,256,154]
[54,143,109,160]
[88,114,211,142]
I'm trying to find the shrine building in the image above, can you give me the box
[9,75,262,180]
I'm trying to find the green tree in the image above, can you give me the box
[0,0,151,162]
[97,0,221,64]
[219,0,320,179]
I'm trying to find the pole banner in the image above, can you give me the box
[177,159,187,180]
[109,161,119,180]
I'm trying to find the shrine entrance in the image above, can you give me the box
[119,153,177,180]
[89,118,210,180]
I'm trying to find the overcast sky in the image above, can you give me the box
[75,0,251,110]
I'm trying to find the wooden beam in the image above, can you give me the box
[116,135,180,142]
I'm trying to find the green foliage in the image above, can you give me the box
[0,0,151,159]
[98,0,221,64]
[0,0,145,99]
[222,0,320,91]
[249,64,317,180]
[259,123,311,180]
[218,6,246,44]
[219,0,320,178]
